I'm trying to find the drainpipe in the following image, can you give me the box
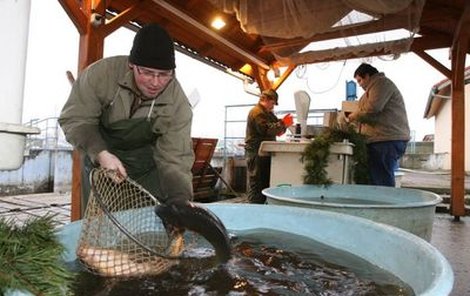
[430,85,452,100]
[0,0,39,170]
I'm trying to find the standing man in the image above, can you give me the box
[245,89,293,203]
[348,63,410,187]
[59,23,194,216]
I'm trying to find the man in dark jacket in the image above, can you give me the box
[245,89,293,203]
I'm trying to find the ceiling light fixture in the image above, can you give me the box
[211,17,226,30]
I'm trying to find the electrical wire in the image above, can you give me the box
[303,60,348,94]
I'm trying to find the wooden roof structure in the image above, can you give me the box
[58,0,469,221]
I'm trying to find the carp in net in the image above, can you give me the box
[77,168,231,277]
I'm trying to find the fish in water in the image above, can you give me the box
[155,202,232,263]
[77,246,178,277]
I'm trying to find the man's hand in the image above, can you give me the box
[96,150,127,180]
[282,113,294,127]
[347,112,357,122]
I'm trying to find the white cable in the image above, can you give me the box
[305,60,348,94]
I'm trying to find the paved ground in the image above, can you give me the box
[431,213,470,296]
[0,192,71,227]
[399,168,470,194]
[1,169,469,295]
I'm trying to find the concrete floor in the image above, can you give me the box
[1,170,469,295]
[431,213,470,296]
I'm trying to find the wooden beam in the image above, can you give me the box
[66,0,106,221]
[282,38,415,66]
[259,1,458,55]
[448,0,470,219]
[259,13,414,53]
[420,1,461,23]
[413,49,451,78]
[70,150,82,221]
[451,0,470,50]
[78,27,105,71]
[272,64,296,90]
[413,35,452,51]
[150,0,270,70]
[252,66,270,92]
[281,34,451,66]
[101,1,146,37]
[58,0,88,34]
[449,37,468,219]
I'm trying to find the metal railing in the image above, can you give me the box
[24,117,72,151]
[222,104,338,164]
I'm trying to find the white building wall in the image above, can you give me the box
[433,84,470,171]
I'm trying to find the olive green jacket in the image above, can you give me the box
[58,56,194,202]
[245,103,286,154]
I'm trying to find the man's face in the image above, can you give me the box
[264,97,276,111]
[132,65,174,98]
[355,74,370,91]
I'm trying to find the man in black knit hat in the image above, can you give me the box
[59,24,194,216]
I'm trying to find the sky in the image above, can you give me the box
[21,1,469,142]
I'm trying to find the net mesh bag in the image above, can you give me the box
[77,168,191,277]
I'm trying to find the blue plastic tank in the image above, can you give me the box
[346,80,357,101]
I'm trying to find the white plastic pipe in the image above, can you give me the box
[0,0,36,170]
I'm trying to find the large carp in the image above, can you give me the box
[155,202,232,263]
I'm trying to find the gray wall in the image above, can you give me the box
[400,141,442,171]
[0,148,72,196]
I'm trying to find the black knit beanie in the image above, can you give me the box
[129,23,176,70]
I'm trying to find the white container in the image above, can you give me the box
[263,184,442,241]
[0,0,38,170]
[258,140,353,186]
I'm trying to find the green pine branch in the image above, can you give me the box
[302,135,333,186]
[302,126,369,185]
[0,214,75,296]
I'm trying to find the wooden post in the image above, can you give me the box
[60,0,105,221]
[450,43,467,219]
[59,0,143,221]
[449,1,470,219]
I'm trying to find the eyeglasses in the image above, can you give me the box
[135,66,174,83]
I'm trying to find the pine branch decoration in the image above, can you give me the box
[0,214,75,296]
[302,134,333,186]
[302,125,369,185]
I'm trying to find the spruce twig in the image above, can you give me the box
[302,134,333,186]
[0,214,75,296]
[302,126,369,185]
